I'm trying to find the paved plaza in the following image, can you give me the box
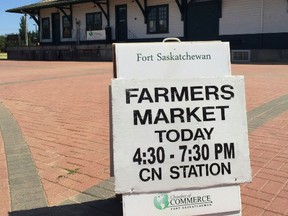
[0,60,287,216]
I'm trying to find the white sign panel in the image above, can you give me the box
[113,41,231,79]
[123,185,241,216]
[112,77,251,194]
[87,30,106,40]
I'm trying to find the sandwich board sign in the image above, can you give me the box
[113,40,231,79]
[112,77,251,193]
[111,40,251,216]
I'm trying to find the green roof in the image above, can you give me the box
[6,0,104,15]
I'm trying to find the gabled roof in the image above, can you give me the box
[6,0,104,15]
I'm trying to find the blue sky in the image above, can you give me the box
[0,0,40,35]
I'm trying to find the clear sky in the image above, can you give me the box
[0,0,40,35]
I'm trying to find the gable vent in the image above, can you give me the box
[231,50,251,63]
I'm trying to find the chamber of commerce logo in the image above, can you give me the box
[154,194,169,210]
[153,193,213,211]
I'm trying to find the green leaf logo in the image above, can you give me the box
[154,194,169,210]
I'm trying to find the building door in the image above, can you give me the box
[115,5,127,41]
[186,0,220,41]
[52,13,61,44]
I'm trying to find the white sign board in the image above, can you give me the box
[123,185,241,216]
[87,30,106,40]
[112,77,251,194]
[113,41,231,79]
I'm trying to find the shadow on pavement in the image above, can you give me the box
[9,197,123,216]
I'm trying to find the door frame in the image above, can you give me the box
[115,4,128,42]
[185,0,220,41]
[52,12,61,44]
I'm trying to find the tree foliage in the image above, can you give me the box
[0,35,7,52]
[18,15,39,46]
[19,15,27,45]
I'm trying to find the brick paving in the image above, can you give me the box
[0,61,287,216]
[0,131,10,216]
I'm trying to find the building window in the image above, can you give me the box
[86,12,102,31]
[62,16,72,38]
[42,17,50,39]
[147,5,169,34]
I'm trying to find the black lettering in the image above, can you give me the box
[190,86,204,101]
[221,85,235,100]
[224,143,235,159]
[133,109,152,125]
[202,106,216,121]
[171,87,189,102]
[154,87,169,102]
[126,88,139,104]
[155,130,166,143]
[216,105,229,120]
[204,127,214,140]
[166,129,180,142]
[138,88,153,103]
[205,86,219,100]
[139,168,151,182]
[210,163,221,176]
[186,107,201,122]
[221,162,231,175]
[170,108,185,123]
[170,166,180,179]
[180,165,189,178]
[154,109,169,124]
[181,129,193,141]
[188,164,198,177]
[196,164,205,177]
[194,129,204,140]
[214,143,223,160]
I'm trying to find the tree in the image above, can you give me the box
[28,31,39,45]
[0,35,7,52]
[19,15,39,46]
[19,15,28,46]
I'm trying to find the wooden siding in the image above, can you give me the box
[73,2,108,41]
[220,0,288,35]
[220,0,262,35]
[263,0,288,33]
[38,0,288,44]
[40,3,107,43]
[110,0,183,40]
[39,0,183,43]
[40,8,53,43]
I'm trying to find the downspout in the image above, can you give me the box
[107,0,110,27]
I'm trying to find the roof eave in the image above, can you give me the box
[5,0,98,15]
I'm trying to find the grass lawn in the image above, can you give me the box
[0,53,7,60]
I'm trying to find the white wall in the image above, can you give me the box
[220,0,288,35]
[40,3,106,43]
[110,0,183,40]
[220,0,262,35]
[40,8,53,43]
[73,2,108,41]
[40,0,183,42]
[263,0,288,33]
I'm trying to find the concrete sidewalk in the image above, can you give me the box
[0,61,287,216]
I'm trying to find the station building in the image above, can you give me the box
[6,0,288,62]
